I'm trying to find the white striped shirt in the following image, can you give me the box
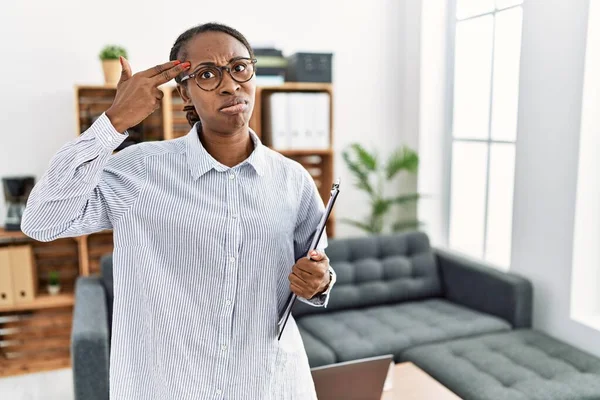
[21,113,332,400]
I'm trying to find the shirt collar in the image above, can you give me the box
[185,123,266,180]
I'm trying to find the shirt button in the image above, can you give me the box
[229,173,235,180]
[229,257,235,263]
[225,299,232,306]
[232,214,238,219]
[221,344,227,351]
[216,389,222,395]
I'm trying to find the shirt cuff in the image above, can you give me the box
[81,112,128,151]
[298,266,336,308]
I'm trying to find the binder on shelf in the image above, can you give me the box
[288,92,306,150]
[287,92,330,150]
[9,245,37,304]
[314,93,331,150]
[301,93,316,149]
[268,93,290,150]
[0,248,15,307]
[263,88,331,152]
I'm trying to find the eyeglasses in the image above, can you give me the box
[180,57,258,91]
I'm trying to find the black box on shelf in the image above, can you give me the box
[285,52,333,83]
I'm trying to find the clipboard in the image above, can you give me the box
[277,178,341,340]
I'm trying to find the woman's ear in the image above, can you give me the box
[177,83,193,105]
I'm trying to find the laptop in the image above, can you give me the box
[311,354,394,400]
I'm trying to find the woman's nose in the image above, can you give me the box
[219,71,240,95]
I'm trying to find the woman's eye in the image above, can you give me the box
[233,64,247,73]
[200,70,216,79]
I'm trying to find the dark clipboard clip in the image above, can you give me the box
[277,178,341,340]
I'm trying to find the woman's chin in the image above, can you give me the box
[222,112,250,129]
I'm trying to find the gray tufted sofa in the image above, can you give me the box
[291,231,600,400]
[292,231,532,366]
[71,231,600,400]
[402,330,600,400]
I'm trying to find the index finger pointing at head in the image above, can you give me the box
[139,60,183,78]
[152,62,191,85]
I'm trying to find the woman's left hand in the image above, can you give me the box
[288,250,331,299]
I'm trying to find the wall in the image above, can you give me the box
[570,0,600,328]
[417,0,450,247]
[510,0,600,356]
[0,0,422,238]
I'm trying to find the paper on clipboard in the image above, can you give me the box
[277,178,340,340]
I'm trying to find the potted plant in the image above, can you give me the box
[47,271,61,295]
[99,45,128,85]
[341,143,424,234]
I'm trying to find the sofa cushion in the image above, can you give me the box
[293,231,442,317]
[298,326,337,368]
[297,298,510,363]
[403,329,600,400]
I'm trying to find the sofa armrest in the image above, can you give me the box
[435,248,533,328]
[71,276,110,400]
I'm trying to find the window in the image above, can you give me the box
[447,0,524,267]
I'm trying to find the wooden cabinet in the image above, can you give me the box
[0,231,75,376]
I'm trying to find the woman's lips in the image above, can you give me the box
[220,102,248,115]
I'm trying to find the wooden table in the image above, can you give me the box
[381,362,462,399]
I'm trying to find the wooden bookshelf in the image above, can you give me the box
[0,228,104,377]
[0,293,74,313]
[0,306,73,377]
[0,229,28,243]
[278,149,333,157]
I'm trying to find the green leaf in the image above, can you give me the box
[369,216,384,234]
[372,198,391,216]
[99,45,128,60]
[386,146,419,179]
[391,220,424,232]
[389,193,421,205]
[351,144,377,171]
[342,149,374,195]
[48,271,60,285]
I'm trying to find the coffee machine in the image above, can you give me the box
[2,176,35,231]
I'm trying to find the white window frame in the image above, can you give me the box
[443,0,523,266]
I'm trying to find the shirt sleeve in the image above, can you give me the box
[293,168,333,308]
[21,113,146,242]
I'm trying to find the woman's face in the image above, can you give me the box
[177,31,256,134]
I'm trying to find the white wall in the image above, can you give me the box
[417,0,450,247]
[0,0,421,238]
[510,0,600,357]
[571,0,600,329]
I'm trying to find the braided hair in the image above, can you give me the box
[169,23,255,127]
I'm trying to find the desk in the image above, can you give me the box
[381,362,462,399]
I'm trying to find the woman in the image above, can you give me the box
[21,23,335,399]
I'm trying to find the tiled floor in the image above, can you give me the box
[0,368,73,400]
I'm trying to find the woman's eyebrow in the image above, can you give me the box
[195,56,249,67]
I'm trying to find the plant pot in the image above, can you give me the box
[102,59,121,85]
[47,284,61,296]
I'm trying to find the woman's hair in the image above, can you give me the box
[169,23,254,127]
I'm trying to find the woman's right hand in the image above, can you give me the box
[106,57,191,133]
